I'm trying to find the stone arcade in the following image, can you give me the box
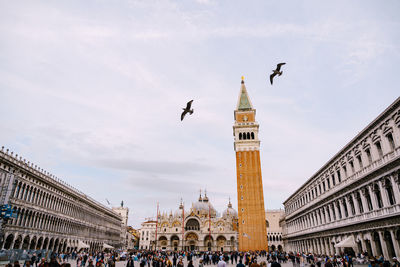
[282,97,400,259]
[0,148,124,252]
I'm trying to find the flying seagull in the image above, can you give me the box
[270,63,286,85]
[181,100,194,121]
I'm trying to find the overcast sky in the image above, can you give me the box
[1,0,399,228]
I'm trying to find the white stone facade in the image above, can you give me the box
[266,209,284,251]
[112,206,129,249]
[139,194,238,251]
[139,220,156,250]
[282,97,400,259]
[0,148,123,252]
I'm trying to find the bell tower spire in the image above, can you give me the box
[233,77,268,251]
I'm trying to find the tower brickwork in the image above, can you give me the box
[233,78,268,251]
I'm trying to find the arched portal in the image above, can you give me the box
[216,236,226,252]
[171,235,179,251]
[185,232,199,251]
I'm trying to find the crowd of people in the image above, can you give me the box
[4,250,400,267]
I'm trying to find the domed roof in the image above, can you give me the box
[222,199,238,218]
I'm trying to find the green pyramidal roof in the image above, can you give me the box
[237,81,253,110]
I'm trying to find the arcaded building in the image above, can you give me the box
[282,97,400,259]
[141,193,238,251]
[0,148,123,252]
[266,209,284,251]
[233,78,268,251]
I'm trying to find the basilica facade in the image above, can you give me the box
[282,97,400,259]
[150,193,238,251]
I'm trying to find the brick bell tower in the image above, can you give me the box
[233,77,268,251]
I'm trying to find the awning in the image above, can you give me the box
[103,243,114,249]
[77,240,90,249]
[334,236,356,248]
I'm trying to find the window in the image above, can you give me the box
[366,149,372,164]
[387,133,395,151]
[357,155,363,169]
[350,161,355,173]
[375,141,383,157]
[322,181,326,191]
[343,166,347,178]
[374,184,383,208]
[332,175,336,186]
[251,132,255,139]
[327,179,331,189]
[337,170,341,183]
[318,184,322,195]
[239,133,242,140]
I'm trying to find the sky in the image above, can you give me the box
[0,0,399,228]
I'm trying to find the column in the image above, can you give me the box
[390,229,400,258]
[352,193,361,215]
[334,202,340,220]
[368,185,378,210]
[370,233,378,256]
[378,180,390,207]
[323,206,329,223]
[339,199,346,218]
[378,231,390,260]
[360,237,367,254]
[359,190,368,213]
[345,196,353,216]
[390,174,400,204]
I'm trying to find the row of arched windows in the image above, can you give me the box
[267,235,282,242]
[238,132,255,140]
[287,129,398,214]
[12,180,120,228]
[288,177,398,232]
[6,207,120,239]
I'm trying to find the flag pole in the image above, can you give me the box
[181,200,185,251]
[155,202,159,251]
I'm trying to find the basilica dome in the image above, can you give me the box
[222,200,238,218]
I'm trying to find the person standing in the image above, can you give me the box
[237,259,245,267]
[218,256,227,267]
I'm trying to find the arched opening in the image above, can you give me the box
[48,238,54,251]
[158,236,168,250]
[13,235,22,249]
[185,218,200,231]
[4,234,14,249]
[185,232,198,251]
[266,220,269,228]
[22,235,30,250]
[243,133,247,140]
[246,132,250,139]
[43,237,49,250]
[373,232,383,256]
[239,133,242,140]
[373,184,383,208]
[29,236,37,249]
[36,237,43,250]
[271,244,276,251]
[204,236,213,251]
[278,244,283,251]
[384,231,396,258]
[384,179,396,205]
[171,235,179,251]
[216,236,226,252]
[251,132,254,139]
